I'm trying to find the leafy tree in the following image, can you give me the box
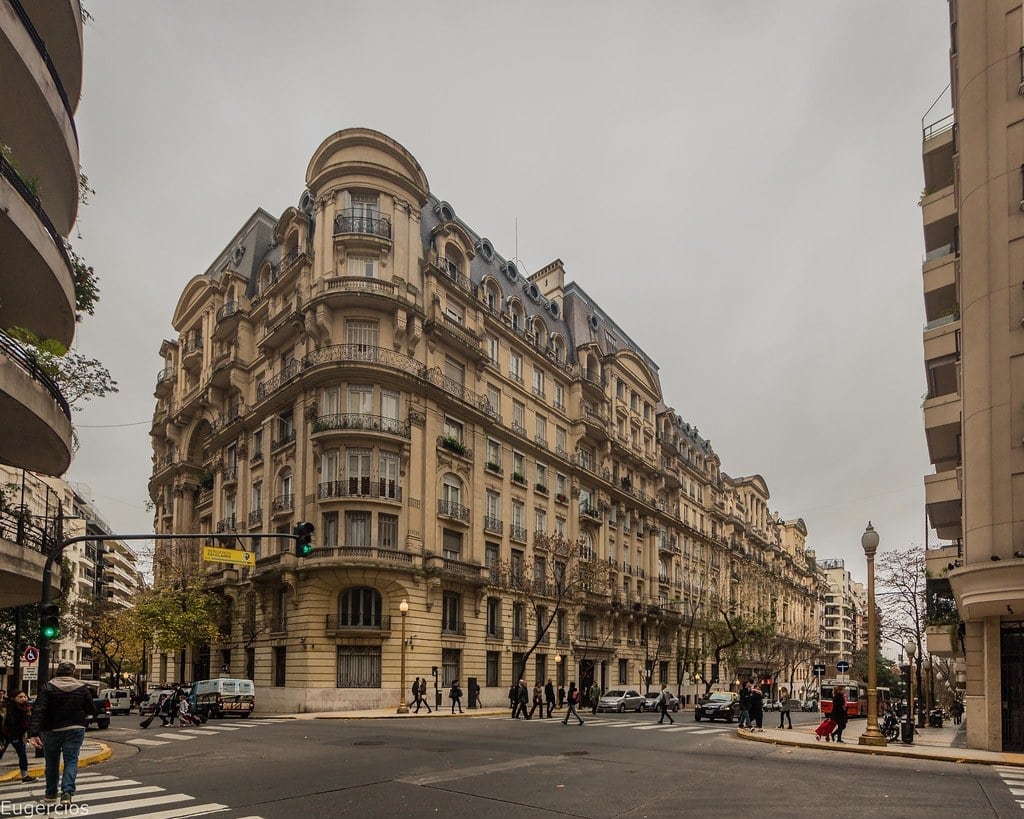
[133,555,223,659]
[877,545,928,713]
[5,327,117,407]
[70,598,145,688]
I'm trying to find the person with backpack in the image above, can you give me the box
[410,677,421,711]
[656,684,675,725]
[562,681,584,725]
[449,679,463,713]
[416,677,432,713]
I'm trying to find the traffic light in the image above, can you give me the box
[40,603,61,641]
[294,521,315,557]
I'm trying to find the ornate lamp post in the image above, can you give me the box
[903,640,916,744]
[397,599,410,714]
[859,522,886,746]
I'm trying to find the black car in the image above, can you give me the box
[695,692,738,722]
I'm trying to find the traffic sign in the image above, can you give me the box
[202,546,254,565]
[836,660,850,673]
[23,646,39,664]
[23,665,38,680]
[813,664,826,675]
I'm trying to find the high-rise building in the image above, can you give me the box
[0,1,84,608]
[818,559,863,665]
[921,1,1024,752]
[150,128,825,710]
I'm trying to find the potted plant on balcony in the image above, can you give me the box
[512,471,526,484]
[486,461,502,474]
[199,469,215,491]
[440,435,467,456]
[534,483,548,494]
[555,492,568,504]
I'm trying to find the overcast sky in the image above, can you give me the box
[65,1,951,583]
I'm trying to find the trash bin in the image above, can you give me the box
[929,709,943,728]
[435,689,442,709]
[901,719,914,744]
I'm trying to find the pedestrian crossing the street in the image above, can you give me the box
[487,715,729,735]
[993,766,1024,809]
[126,718,281,748]
[0,771,263,818]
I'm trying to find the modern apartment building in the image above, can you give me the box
[0,1,83,606]
[921,1,1024,752]
[0,470,141,690]
[150,128,826,711]
[818,559,863,666]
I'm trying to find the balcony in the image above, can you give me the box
[511,627,528,644]
[154,367,176,397]
[424,310,484,361]
[325,614,393,635]
[922,112,955,194]
[221,465,238,485]
[437,498,470,524]
[212,300,244,341]
[318,275,404,312]
[333,209,392,248]
[923,314,959,365]
[1,0,80,236]
[510,524,528,543]
[579,504,602,523]
[271,430,296,451]
[0,155,76,347]
[483,515,503,535]
[925,469,962,540]
[247,509,263,527]
[311,413,411,440]
[486,626,504,641]
[579,405,610,441]
[256,360,302,401]
[181,333,203,372]
[442,620,467,637]
[272,494,294,515]
[0,330,73,474]
[429,254,478,298]
[317,477,402,503]
[216,515,236,533]
[923,392,960,470]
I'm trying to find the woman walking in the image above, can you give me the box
[449,679,463,714]
[778,688,793,729]
[562,682,584,725]
[830,688,849,743]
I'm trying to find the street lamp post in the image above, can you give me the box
[859,522,886,746]
[397,599,410,714]
[923,657,933,725]
[903,641,916,744]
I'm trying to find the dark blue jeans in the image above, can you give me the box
[7,737,29,773]
[41,727,85,796]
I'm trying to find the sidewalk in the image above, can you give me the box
[738,719,1024,767]
[266,705,512,720]
[0,739,111,784]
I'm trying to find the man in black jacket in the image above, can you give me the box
[28,662,95,805]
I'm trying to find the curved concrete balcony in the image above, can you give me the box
[950,558,1024,620]
[0,0,79,235]
[20,0,83,105]
[0,157,76,346]
[0,535,50,608]
[0,331,72,475]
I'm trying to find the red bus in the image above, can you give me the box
[819,680,867,718]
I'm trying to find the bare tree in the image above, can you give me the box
[877,545,927,714]
[490,532,612,684]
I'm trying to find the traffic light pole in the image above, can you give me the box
[37,530,300,688]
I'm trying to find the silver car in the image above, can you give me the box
[597,689,645,713]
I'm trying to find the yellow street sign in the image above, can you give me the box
[202,545,254,565]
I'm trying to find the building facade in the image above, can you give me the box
[150,128,825,711]
[0,0,83,608]
[0,470,141,691]
[922,0,1024,753]
[817,559,864,666]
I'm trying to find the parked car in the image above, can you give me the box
[596,689,645,713]
[695,691,738,722]
[801,699,819,712]
[765,700,783,712]
[84,687,110,730]
[641,691,680,712]
[99,688,132,716]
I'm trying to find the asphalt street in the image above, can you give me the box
[3,711,1023,818]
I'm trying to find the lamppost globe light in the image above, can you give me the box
[861,521,880,556]
[400,598,409,614]
[906,641,916,659]
[554,653,561,664]
[397,598,410,714]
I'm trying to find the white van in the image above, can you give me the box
[189,678,255,719]
[99,688,132,715]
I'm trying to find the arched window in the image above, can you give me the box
[508,299,524,331]
[532,317,547,346]
[279,468,293,507]
[443,244,465,278]
[551,335,566,363]
[483,279,502,313]
[338,587,383,627]
[442,473,462,507]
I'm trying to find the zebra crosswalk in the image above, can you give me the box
[0,771,262,818]
[993,765,1024,809]
[126,718,280,748]
[486,715,729,735]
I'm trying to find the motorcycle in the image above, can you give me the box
[881,711,901,741]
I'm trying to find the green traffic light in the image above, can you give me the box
[42,624,60,640]
[299,542,313,557]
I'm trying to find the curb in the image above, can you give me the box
[312,710,501,720]
[737,729,1024,768]
[0,743,111,783]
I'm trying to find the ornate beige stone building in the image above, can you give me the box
[149,128,824,711]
